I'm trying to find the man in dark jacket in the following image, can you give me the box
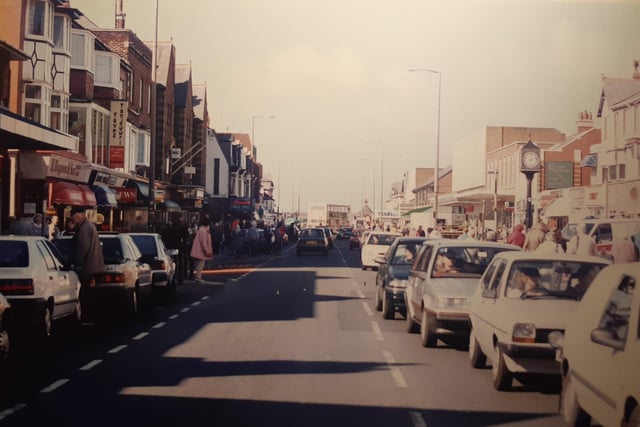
[70,208,105,288]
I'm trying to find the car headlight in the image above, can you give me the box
[547,330,564,350]
[513,323,536,343]
[388,279,407,289]
[434,296,469,309]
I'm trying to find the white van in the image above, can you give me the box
[561,218,640,259]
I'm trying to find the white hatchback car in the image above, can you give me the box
[550,262,640,427]
[468,252,609,391]
[0,236,81,339]
[361,231,400,270]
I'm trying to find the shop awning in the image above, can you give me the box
[51,182,85,206]
[402,206,432,217]
[161,199,182,212]
[77,184,97,206]
[127,181,149,203]
[581,154,597,167]
[92,184,118,208]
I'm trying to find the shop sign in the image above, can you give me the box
[110,146,125,168]
[115,187,137,203]
[48,153,91,182]
[109,100,128,147]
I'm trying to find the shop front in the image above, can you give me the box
[177,185,205,225]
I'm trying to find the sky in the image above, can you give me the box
[70,0,640,214]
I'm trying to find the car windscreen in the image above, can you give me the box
[0,241,29,268]
[369,234,397,245]
[505,261,606,300]
[129,235,158,257]
[432,246,518,278]
[100,238,125,264]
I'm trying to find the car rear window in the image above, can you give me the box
[302,229,324,238]
[100,238,125,264]
[0,241,29,267]
[369,234,397,245]
[130,235,158,257]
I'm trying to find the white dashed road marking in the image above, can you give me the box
[40,379,69,393]
[107,344,127,354]
[192,301,201,306]
[180,307,190,313]
[133,332,148,341]
[382,350,408,388]
[0,404,27,422]
[409,411,428,427]
[152,321,166,329]
[169,314,179,320]
[371,321,384,341]
[362,301,373,316]
[79,359,103,371]
[201,296,209,300]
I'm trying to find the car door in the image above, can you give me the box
[376,242,393,289]
[127,237,152,290]
[408,244,433,321]
[35,240,74,318]
[474,259,508,355]
[580,272,637,425]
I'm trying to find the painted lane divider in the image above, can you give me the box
[409,411,428,427]
[168,314,179,320]
[0,404,27,422]
[362,301,374,316]
[152,321,166,329]
[40,379,69,393]
[180,307,190,313]
[371,321,384,341]
[382,350,408,388]
[79,359,103,371]
[132,332,148,341]
[107,344,127,354]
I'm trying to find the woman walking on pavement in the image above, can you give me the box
[190,217,213,283]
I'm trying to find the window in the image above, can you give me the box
[147,83,152,114]
[139,77,143,109]
[598,274,635,345]
[619,164,626,180]
[129,72,134,102]
[95,53,113,85]
[213,158,220,195]
[136,132,149,166]
[28,0,46,36]
[24,102,41,122]
[70,31,94,69]
[50,93,67,132]
[609,165,617,180]
[602,166,609,182]
[53,16,65,49]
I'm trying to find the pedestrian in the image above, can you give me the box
[30,213,48,237]
[429,226,442,239]
[567,223,596,256]
[506,223,525,247]
[536,231,563,253]
[69,207,105,290]
[611,235,638,264]
[523,221,547,251]
[416,225,426,237]
[1,216,16,235]
[189,217,213,283]
[210,222,224,255]
[58,216,76,236]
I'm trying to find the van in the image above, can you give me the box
[561,218,640,259]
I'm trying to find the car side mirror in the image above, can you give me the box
[481,288,497,299]
[590,328,625,351]
[374,254,386,264]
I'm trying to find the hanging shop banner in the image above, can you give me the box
[47,153,92,183]
[110,146,125,169]
[109,100,128,147]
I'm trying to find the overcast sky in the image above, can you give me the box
[71,0,640,214]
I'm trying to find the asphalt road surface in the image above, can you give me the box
[0,239,566,427]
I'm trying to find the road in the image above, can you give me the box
[0,239,565,427]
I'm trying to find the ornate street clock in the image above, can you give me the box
[520,139,541,172]
[519,139,541,229]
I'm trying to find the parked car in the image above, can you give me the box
[361,231,401,270]
[297,228,329,255]
[127,233,178,300]
[561,218,639,260]
[374,237,426,319]
[337,227,353,240]
[405,240,520,347]
[359,230,372,249]
[0,292,12,361]
[56,233,153,321]
[0,236,80,339]
[549,262,640,427]
[349,230,362,250]
[468,252,609,391]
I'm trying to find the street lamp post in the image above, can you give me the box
[409,68,441,227]
[251,115,276,152]
[488,169,499,236]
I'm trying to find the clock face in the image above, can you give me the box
[523,151,540,168]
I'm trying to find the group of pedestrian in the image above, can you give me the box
[2,213,69,240]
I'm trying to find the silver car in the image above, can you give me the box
[405,239,521,348]
[127,233,177,300]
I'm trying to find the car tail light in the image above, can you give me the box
[91,272,126,285]
[0,278,34,295]
[151,259,166,270]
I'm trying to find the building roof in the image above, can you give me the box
[598,77,640,116]
[192,84,207,121]
[174,64,191,107]
[233,133,252,153]
[146,41,174,88]
[414,165,453,192]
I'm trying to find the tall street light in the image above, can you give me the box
[365,142,384,227]
[409,68,441,226]
[251,114,276,152]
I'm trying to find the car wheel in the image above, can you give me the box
[492,346,513,391]
[561,371,591,427]
[129,288,139,320]
[469,328,487,368]
[420,309,437,347]
[626,405,640,427]
[405,305,419,333]
[73,298,83,325]
[382,295,393,319]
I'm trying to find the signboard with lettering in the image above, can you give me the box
[110,146,125,169]
[545,161,574,190]
[47,153,91,183]
[109,100,128,147]
[115,187,137,204]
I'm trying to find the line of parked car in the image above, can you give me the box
[371,235,639,427]
[0,231,178,362]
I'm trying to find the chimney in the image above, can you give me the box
[576,110,594,134]
[634,60,640,80]
[115,0,126,29]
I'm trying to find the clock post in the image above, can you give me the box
[519,139,541,230]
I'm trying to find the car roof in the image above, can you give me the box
[0,235,47,241]
[396,237,427,243]
[127,233,161,237]
[491,251,611,264]
[369,231,401,235]
[420,239,519,250]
